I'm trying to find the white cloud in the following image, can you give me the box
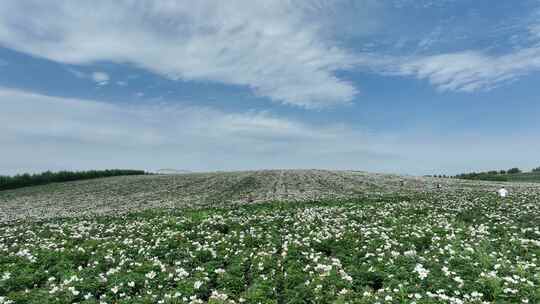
[67,68,111,86]
[0,88,365,146]
[386,5,540,93]
[1,88,539,176]
[66,68,86,79]
[348,1,540,93]
[0,0,359,107]
[91,72,110,86]
[0,88,392,173]
[394,48,540,92]
[3,1,539,97]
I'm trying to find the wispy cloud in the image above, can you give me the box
[1,1,540,102]
[0,1,359,108]
[0,88,360,147]
[66,68,86,79]
[91,72,110,86]
[386,3,540,92]
[395,47,540,92]
[0,88,399,173]
[67,68,111,86]
[2,88,539,175]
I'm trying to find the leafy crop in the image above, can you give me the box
[1,170,528,223]
[1,185,539,303]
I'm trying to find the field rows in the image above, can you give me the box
[1,189,539,303]
[1,170,535,223]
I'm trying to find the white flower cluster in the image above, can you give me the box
[1,174,540,303]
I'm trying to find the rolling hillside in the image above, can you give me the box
[2,169,538,223]
[2,170,540,303]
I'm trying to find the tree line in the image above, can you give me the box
[0,169,147,191]
[452,167,540,182]
[428,167,540,182]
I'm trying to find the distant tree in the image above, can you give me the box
[532,167,540,172]
[507,168,521,174]
[487,170,498,175]
[499,170,507,174]
[0,169,147,191]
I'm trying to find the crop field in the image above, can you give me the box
[1,170,540,303]
[0,170,519,223]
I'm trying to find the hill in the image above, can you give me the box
[1,170,540,303]
[2,169,540,303]
[2,169,538,223]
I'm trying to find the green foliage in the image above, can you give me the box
[454,171,509,181]
[452,167,540,182]
[507,167,521,174]
[2,190,540,303]
[0,169,147,191]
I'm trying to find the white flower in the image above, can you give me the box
[145,271,157,280]
[214,268,225,274]
[0,296,14,304]
[414,264,430,280]
[68,286,80,296]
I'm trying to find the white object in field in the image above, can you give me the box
[497,188,508,198]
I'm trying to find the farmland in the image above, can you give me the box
[0,170,522,223]
[1,170,540,303]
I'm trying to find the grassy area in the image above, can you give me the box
[1,190,539,303]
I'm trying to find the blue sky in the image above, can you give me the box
[1,0,540,175]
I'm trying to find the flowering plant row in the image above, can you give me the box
[1,188,539,303]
